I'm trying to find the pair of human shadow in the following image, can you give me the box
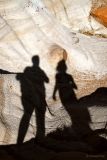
[0,57,107,151]
[17,57,80,144]
[16,57,107,151]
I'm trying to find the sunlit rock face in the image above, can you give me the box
[44,0,107,36]
[0,0,107,74]
[0,0,107,145]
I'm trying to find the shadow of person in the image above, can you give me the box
[53,59,77,105]
[52,59,92,138]
[16,55,49,144]
[52,60,107,152]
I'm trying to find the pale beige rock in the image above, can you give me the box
[0,0,107,146]
[0,0,107,74]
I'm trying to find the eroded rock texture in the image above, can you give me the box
[0,0,107,159]
[0,0,107,74]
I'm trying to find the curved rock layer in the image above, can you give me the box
[0,0,107,75]
[0,0,107,149]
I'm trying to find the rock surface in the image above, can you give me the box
[0,0,107,159]
[0,0,107,74]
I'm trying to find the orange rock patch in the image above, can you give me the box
[92,7,107,27]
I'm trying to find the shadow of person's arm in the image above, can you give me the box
[41,70,49,83]
[71,76,77,90]
[0,69,11,74]
[44,74,49,83]
[52,82,58,101]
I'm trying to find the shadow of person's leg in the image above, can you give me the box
[17,100,34,145]
[35,105,46,141]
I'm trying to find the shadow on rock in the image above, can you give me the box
[79,87,107,107]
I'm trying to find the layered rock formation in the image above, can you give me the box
[0,0,107,74]
[0,1,107,158]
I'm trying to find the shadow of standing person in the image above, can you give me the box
[52,59,92,139]
[16,55,49,144]
[53,59,77,106]
[52,59,107,152]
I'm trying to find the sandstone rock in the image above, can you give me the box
[0,0,107,156]
[92,7,107,27]
[0,0,107,74]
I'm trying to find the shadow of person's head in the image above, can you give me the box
[56,59,67,73]
[32,55,39,67]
